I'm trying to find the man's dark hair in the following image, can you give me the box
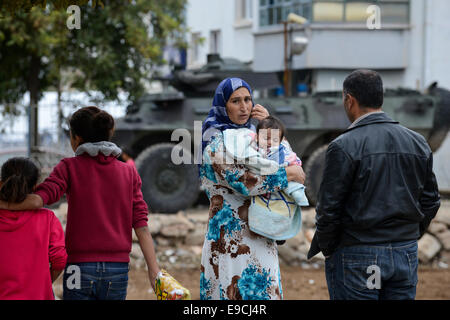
[257,115,286,140]
[343,69,384,109]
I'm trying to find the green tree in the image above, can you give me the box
[1,1,104,13]
[0,0,187,148]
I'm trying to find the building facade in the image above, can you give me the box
[186,0,255,68]
[185,0,450,93]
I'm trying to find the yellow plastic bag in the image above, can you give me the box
[155,269,191,300]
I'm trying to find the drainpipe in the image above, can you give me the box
[421,0,428,91]
[283,21,291,97]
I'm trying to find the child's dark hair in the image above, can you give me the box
[0,158,39,203]
[69,106,115,143]
[257,115,286,140]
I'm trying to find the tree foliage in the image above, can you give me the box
[0,0,187,106]
[1,1,106,13]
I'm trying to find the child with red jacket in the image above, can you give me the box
[0,158,67,300]
[0,106,160,300]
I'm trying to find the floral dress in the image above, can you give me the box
[199,132,289,300]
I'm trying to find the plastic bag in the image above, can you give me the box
[154,269,191,300]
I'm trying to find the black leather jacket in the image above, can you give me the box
[308,112,441,258]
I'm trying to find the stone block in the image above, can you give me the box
[436,230,450,251]
[418,234,442,263]
[427,222,448,236]
[435,209,450,226]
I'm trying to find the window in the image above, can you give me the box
[259,0,410,26]
[260,0,304,26]
[313,1,344,22]
[236,0,254,22]
[210,30,222,55]
[346,2,371,22]
[379,0,410,24]
[291,0,313,21]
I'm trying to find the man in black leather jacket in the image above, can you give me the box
[307,70,441,300]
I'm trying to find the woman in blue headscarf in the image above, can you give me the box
[199,78,305,300]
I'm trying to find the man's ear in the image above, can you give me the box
[347,94,358,112]
[343,93,350,110]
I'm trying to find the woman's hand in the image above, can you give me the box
[285,165,306,184]
[251,104,270,121]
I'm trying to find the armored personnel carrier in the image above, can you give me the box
[112,57,450,213]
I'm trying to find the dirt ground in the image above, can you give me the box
[53,199,450,300]
[126,266,450,300]
[126,199,450,300]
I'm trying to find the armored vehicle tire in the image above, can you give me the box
[428,86,450,152]
[304,144,329,206]
[135,143,200,213]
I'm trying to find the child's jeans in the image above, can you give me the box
[325,240,418,300]
[63,262,129,300]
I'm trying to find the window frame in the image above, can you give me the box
[209,30,222,55]
[190,32,202,64]
[235,0,254,28]
[258,0,410,27]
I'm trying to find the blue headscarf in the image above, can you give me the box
[200,78,256,155]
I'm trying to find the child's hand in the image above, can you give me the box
[0,200,8,210]
[0,194,43,211]
[149,268,160,293]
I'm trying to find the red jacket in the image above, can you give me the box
[0,209,67,300]
[35,153,149,263]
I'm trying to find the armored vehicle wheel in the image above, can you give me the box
[135,143,200,213]
[428,85,450,152]
[304,144,329,206]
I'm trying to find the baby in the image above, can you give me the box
[256,116,302,175]
[222,115,308,242]
[255,116,308,207]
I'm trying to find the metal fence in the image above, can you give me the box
[0,91,127,154]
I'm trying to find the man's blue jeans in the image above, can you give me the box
[325,240,418,300]
[63,262,129,300]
